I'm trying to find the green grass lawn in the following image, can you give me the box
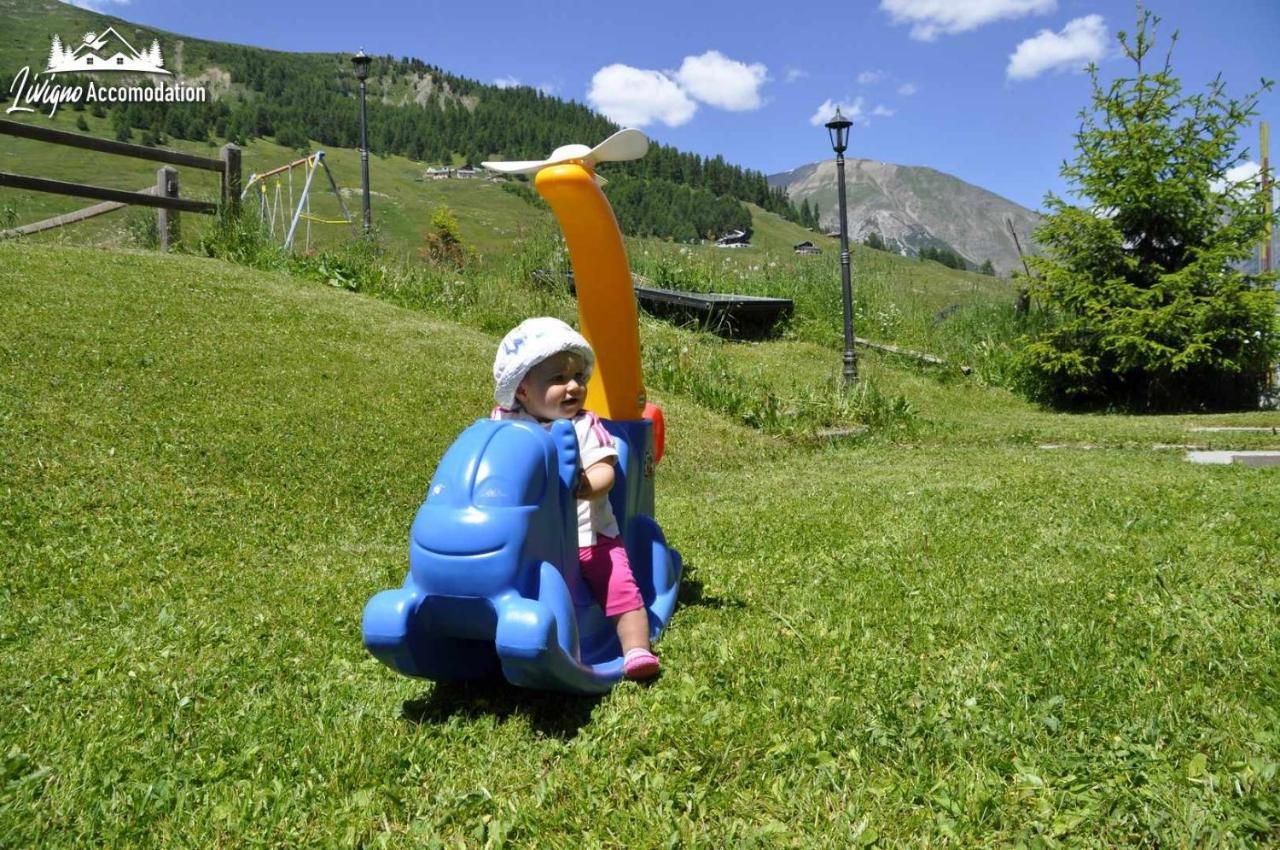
[2,242,1278,847]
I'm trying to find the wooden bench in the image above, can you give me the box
[536,269,794,340]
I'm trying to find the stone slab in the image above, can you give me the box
[1188,426,1279,433]
[1186,450,1280,467]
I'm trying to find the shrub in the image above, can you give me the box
[125,211,159,249]
[288,236,387,293]
[193,210,285,270]
[420,205,469,269]
[1019,12,1278,411]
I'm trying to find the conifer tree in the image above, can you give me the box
[1021,12,1277,410]
[48,35,63,71]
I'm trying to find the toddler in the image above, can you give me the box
[492,317,660,681]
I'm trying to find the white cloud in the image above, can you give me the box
[872,104,896,117]
[674,50,769,111]
[493,75,521,89]
[1007,15,1108,81]
[1211,160,1261,195]
[587,64,697,127]
[881,0,1056,41]
[897,82,918,96]
[536,82,557,96]
[784,67,809,83]
[1225,161,1262,184]
[809,97,867,127]
[857,69,886,85]
[587,50,769,127]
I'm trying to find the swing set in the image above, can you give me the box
[241,151,357,251]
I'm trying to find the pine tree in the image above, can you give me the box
[48,35,63,71]
[1021,12,1277,410]
[150,40,163,69]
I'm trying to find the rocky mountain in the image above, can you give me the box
[769,159,1042,275]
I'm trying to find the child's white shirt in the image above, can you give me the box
[491,408,621,547]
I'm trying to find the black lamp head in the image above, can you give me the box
[825,108,852,154]
[351,49,371,81]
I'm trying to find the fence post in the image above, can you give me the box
[220,143,242,216]
[156,165,179,251]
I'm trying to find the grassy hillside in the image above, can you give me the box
[2,241,1278,846]
[3,0,799,239]
[3,100,1023,390]
[0,106,550,259]
[0,103,815,267]
[0,0,139,70]
[1,0,1003,366]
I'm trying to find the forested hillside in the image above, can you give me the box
[1,0,803,242]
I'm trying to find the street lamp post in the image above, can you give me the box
[351,49,373,235]
[826,108,857,384]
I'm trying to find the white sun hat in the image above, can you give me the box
[493,317,595,409]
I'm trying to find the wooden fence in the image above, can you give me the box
[0,119,241,250]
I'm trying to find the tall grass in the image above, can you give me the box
[628,241,1029,388]
[642,337,916,437]
[192,214,915,435]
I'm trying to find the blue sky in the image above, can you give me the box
[67,0,1279,211]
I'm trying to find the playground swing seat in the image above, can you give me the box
[243,150,356,251]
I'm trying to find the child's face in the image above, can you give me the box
[516,351,588,421]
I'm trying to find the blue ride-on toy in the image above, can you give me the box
[361,415,681,694]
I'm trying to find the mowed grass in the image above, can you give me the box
[2,242,1278,848]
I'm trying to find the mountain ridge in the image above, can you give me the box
[769,158,1042,275]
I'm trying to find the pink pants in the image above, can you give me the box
[578,534,645,617]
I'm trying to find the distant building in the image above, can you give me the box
[424,166,489,181]
[715,229,750,248]
[793,241,821,255]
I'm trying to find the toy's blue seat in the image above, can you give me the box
[362,417,681,694]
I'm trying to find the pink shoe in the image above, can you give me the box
[622,648,660,681]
